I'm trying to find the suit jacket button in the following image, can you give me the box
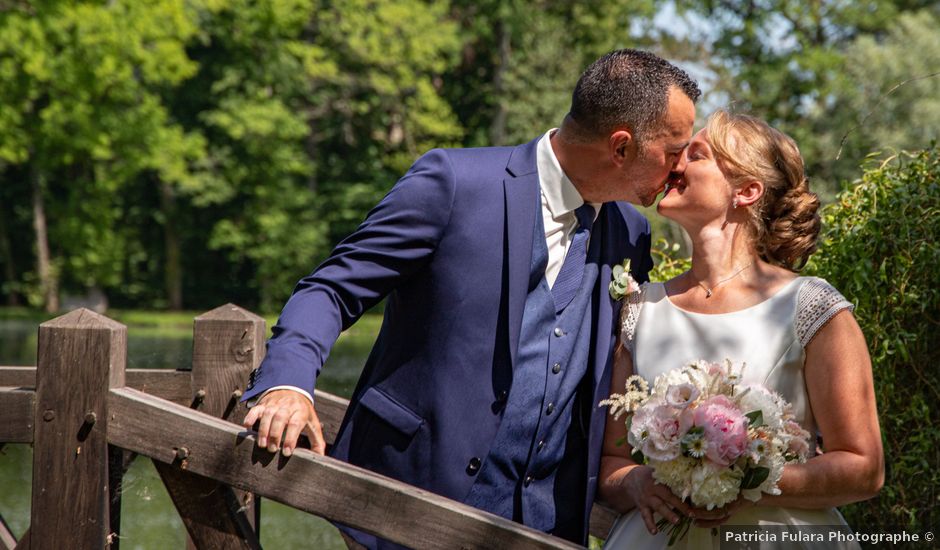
[524,475,533,487]
[496,390,508,403]
[546,402,555,415]
[467,457,482,475]
[552,362,562,374]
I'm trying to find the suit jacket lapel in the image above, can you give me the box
[504,138,541,369]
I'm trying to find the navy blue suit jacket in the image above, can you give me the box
[243,137,653,543]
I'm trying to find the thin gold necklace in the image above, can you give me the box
[693,262,754,298]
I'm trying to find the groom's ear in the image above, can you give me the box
[735,179,764,207]
[609,130,635,166]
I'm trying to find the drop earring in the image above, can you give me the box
[732,198,739,209]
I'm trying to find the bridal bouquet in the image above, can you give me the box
[601,359,812,545]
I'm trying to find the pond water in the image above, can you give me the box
[0,317,376,549]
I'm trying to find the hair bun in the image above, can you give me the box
[761,181,821,269]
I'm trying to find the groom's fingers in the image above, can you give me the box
[280,409,306,456]
[305,413,327,455]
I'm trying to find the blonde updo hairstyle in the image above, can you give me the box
[705,110,821,271]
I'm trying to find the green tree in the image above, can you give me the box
[657,0,938,194]
[818,10,940,179]
[0,0,203,311]
[304,0,464,251]
[445,0,658,147]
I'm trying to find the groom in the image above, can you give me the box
[242,49,699,547]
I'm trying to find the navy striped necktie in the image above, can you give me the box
[551,204,594,313]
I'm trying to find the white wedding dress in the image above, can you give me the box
[603,277,862,549]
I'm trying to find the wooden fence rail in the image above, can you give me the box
[0,306,616,549]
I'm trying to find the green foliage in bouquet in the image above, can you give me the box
[806,147,940,532]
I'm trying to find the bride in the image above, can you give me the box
[599,110,884,549]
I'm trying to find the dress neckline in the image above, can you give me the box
[659,277,804,317]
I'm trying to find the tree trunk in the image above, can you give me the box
[31,165,57,312]
[159,180,183,310]
[0,208,20,306]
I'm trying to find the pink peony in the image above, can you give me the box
[630,401,692,461]
[694,395,749,466]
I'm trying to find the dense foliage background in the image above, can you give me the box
[2,0,937,313]
[805,148,940,533]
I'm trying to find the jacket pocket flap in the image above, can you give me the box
[359,387,424,437]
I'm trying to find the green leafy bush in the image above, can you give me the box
[806,148,940,532]
[648,238,692,282]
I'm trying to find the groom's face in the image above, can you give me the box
[623,88,696,206]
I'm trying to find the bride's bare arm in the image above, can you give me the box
[757,309,884,508]
[599,343,692,533]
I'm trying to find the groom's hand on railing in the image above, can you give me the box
[243,389,327,456]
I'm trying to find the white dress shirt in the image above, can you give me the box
[536,129,600,288]
[252,130,597,407]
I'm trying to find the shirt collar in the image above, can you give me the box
[536,129,600,222]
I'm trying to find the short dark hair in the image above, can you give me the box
[568,49,701,143]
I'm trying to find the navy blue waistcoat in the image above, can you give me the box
[464,202,597,538]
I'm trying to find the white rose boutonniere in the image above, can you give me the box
[609,258,640,301]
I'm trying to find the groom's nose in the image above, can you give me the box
[672,147,689,173]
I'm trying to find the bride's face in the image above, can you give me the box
[657,128,734,226]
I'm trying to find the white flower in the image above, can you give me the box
[665,382,700,409]
[689,462,743,510]
[609,259,640,301]
[652,364,709,398]
[742,452,787,502]
[747,437,770,463]
[682,430,708,458]
[736,385,785,431]
[651,456,697,501]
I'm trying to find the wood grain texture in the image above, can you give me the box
[31,309,126,549]
[154,463,261,550]
[0,367,193,406]
[0,388,34,443]
[0,367,34,387]
[108,388,580,550]
[312,389,349,446]
[589,502,617,541]
[158,304,265,549]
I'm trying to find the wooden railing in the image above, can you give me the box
[0,306,616,549]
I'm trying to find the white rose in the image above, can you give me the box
[689,462,742,510]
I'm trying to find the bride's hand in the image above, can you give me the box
[623,465,691,535]
[691,496,757,529]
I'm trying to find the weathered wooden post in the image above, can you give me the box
[26,309,126,549]
[154,304,265,549]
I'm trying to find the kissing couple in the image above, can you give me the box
[241,49,883,549]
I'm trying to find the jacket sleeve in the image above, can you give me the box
[242,149,458,401]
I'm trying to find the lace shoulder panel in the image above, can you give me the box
[795,277,855,347]
[619,282,650,353]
